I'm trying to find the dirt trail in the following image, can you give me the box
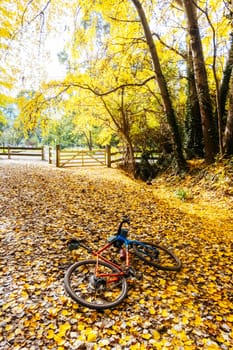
[0,161,232,350]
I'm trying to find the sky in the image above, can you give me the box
[2,6,74,96]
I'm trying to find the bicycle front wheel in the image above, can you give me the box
[64,259,128,310]
[132,242,181,271]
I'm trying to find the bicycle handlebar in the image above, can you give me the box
[68,217,130,252]
[68,239,93,253]
[117,216,130,235]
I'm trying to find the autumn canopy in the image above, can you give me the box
[0,0,233,172]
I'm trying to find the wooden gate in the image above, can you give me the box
[56,145,108,168]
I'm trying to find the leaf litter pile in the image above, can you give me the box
[0,160,233,350]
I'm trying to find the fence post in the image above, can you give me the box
[8,146,11,159]
[41,146,45,160]
[106,145,111,167]
[49,147,52,164]
[56,145,60,167]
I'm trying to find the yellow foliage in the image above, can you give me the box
[0,136,233,348]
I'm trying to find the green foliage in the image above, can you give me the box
[175,188,193,201]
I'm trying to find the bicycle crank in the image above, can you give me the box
[89,275,107,290]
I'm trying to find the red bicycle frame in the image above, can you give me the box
[93,241,130,283]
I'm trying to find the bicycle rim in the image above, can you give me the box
[64,259,128,310]
[132,242,181,271]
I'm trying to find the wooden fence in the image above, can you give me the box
[0,146,46,160]
[55,145,108,168]
[55,145,159,168]
[0,145,158,168]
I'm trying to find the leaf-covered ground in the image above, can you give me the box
[0,160,233,350]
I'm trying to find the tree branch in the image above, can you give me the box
[50,76,155,97]
[153,33,187,59]
[21,0,52,27]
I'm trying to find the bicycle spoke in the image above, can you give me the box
[64,260,128,309]
[133,242,181,271]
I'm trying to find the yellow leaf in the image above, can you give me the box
[142,333,151,340]
[21,290,29,300]
[47,329,55,339]
[149,307,156,315]
[216,315,222,321]
[216,335,225,343]
[179,330,188,341]
[87,332,97,342]
[52,334,64,345]
[78,334,86,341]
[78,324,85,331]
[226,315,233,322]
[182,316,189,325]
[5,324,13,331]
[153,330,161,340]
[61,309,69,316]
[161,309,169,317]
[32,312,41,321]
[58,322,71,336]
[48,323,56,329]
[194,315,202,326]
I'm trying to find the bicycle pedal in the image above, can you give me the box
[126,267,142,280]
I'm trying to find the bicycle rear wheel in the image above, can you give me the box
[132,242,181,271]
[64,259,128,310]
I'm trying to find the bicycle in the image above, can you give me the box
[64,217,181,310]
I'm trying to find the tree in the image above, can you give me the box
[185,44,204,158]
[219,36,233,121]
[131,0,186,170]
[2,0,232,170]
[222,0,233,156]
[223,72,233,155]
[182,0,218,163]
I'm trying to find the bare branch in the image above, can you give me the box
[21,0,52,27]
[49,76,155,97]
[21,0,34,27]
[108,16,140,23]
[153,33,187,59]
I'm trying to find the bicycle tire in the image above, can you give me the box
[132,242,181,271]
[64,259,128,310]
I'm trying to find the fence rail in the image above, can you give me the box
[56,145,107,167]
[55,145,159,168]
[0,145,159,168]
[0,146,45,160]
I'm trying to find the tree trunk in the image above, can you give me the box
[183,0,218,163]
[131,0,187,171]
[219,35,233,121]
[84,131,93,150]
[223,73,233,155]
[100,92,136,173]
[185,44,204,158]
[122,137,136,173]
